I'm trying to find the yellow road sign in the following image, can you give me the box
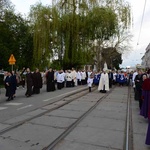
[8,54,16,65]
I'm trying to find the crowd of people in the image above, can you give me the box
[132,69,150,145]
[2,67,150,145]
[3,67,94,101]
[3,67,128,100]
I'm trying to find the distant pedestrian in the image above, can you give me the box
[57,70,64,90]
[134,70,143,109]
[87,74,93,92]
[11,71,17,98]
[46,68,55,92]
[32,68,43,94]
[139,75,150,145]
[4,71,13,101]
[108,70,113,88]
[25,68,33,97]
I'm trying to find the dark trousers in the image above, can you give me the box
[89,87,91,92]
[109,78,112,88]
[57,82,62,89]
[78,79,81,85]
[33,87,40,94]
[25,85,32,96]
[72,80,75,87]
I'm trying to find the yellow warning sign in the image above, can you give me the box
[8,54,16,65]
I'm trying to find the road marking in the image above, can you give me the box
[5,102,23,106]
[0,107,7,110]
[43,87,86,102]
[17,104,33,110]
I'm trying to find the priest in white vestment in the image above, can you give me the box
[98,69,109,93]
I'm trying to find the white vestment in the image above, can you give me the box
[87,78,93,87]
[98,73,109,91]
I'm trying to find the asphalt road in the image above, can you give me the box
[0,85,88,122]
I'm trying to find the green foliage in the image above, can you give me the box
[0,0,131,71]
[0,1,33,70]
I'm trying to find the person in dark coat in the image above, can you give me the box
[25,68,33,97]
[4,71,13,101]
[32,68,42,94]
[11,71,17,98]
[134,70,143,109]
[140,74,149,118]
[46,68,56,92]
[108,70,113,88]
[139,75,150,145]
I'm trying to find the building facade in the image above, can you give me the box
[141,43,150,68]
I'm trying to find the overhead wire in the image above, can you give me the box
[136,0,147,46]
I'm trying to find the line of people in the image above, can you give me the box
[3,68,95,101]
[4,67,131,101]
[132,69,150,145]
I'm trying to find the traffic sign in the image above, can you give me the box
[8,54,16,65]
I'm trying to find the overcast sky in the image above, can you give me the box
[11,0,150,68]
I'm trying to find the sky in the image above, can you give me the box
[10,0,150,68]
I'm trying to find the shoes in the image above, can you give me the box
[6,98,11,101]
[6,97,13,101]
[26,94,31,97]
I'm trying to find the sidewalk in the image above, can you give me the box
[54,86,150,150]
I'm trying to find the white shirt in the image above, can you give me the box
[57,73,64,83]
[132,72,138,82]
[87,78,93,87]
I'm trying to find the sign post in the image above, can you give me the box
[8,54,16,71]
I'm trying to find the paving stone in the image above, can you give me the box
[65,126,124,150]
[78,116,125,131]
[54,100,67,106]
[54,140,111,150]
[25,109,47,117]
[29,115,77,128]
[89,109,126,120]
[0,137,42,150]
[96,102,127,112]
[1,123,64,148]
[0,123,11,131]
[60,104,92,112]
[69,100,96,106]
[42,104,58,110]
[4,115,32,125]
[46,109,84,119]
[133,133,150,150]
[104,98,127,103]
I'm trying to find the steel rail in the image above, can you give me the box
[43,90,112,150]
[0,87,92,135]
[125,86,132,150]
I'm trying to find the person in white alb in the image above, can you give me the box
[98,69,109,93]
[57,70,64,89]
[81,70,87,85]
[66,70,73,87]
[77,70,82,85]
[71,68,77,87]
[87,74,93,92]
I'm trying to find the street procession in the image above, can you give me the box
[0,0,150,149]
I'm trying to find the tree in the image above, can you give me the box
[101,47,122,69]
[0,5,33,70]
[29,3,54,70]
[28,0,131,70]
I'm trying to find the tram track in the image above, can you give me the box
[124,86,133,150]
[42,89,112,150]
[42,86,133,150]
[0,86,94,135]
[0,86,132,150]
